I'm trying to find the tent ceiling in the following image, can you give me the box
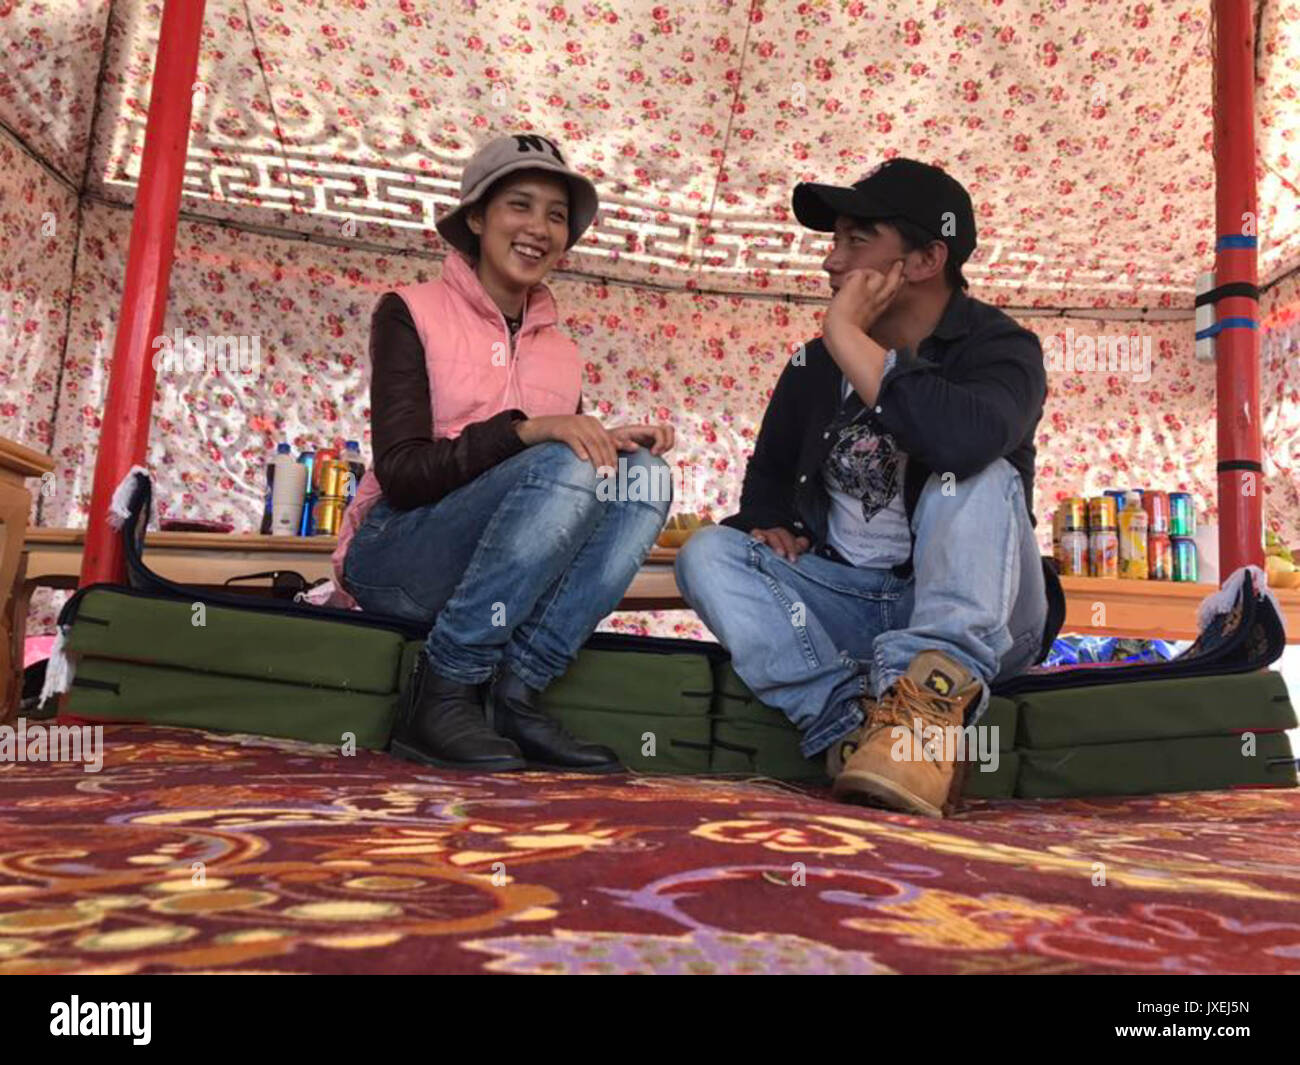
[7,0,1300,308]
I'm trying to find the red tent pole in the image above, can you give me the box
[1211,0,1263,578]
[79,0,207,587]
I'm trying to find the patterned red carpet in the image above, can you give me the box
[2,725,1298,975]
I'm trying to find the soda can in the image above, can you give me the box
[1171,535,1198,582]
[312,448,338,493]
[1142,490,1170,534]
[313,497,344,536]
[319,459,348,500]
[1169,492,1196,537]
[1062,497,1087,531]
[1088,496,1117,532]
[1148,533,1173,580]
[1089,528,1119,578]
[1060,530,1089,576]
[1104,490,1128,513]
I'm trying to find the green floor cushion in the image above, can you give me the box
[541,643,714,718]
[963,751,1019,799]
[538,706,712,774]
[66,588,408,695]
[66,656,400,749]
[983,698,1019,752]
[1013,669,1296,749]
[57,589,1297,803]
[710,715,826,781]
[539,641,716,773]
[1017,730,1297,798]
[712,664,1018,778]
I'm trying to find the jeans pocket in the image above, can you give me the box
[342,575,434,626]
[767,548,907,604]
[343,533,433,624]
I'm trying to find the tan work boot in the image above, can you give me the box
[831,650,982,818]
[825,726,863,779]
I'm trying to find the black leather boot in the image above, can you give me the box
[390,655,525,771]
[488,666,622,773]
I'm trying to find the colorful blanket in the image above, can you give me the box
[1,725,1297,975]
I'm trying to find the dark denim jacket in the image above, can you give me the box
[720,288,1064,660]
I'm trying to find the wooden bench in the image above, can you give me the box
[20,527,1300,645]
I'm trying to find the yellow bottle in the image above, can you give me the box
[1118,491,1149,579]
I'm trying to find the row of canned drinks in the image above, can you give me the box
[260,442,366,537]
[1052,490,1199,581]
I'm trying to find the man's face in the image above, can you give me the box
[821,217,907,294]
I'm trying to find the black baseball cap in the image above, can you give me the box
[792,158,977,284]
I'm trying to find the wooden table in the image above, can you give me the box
[20,529,687,610]
[1059,575,1300,642]
[20,529,1300,643]
[2,438,55,721]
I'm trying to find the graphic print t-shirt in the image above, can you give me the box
[822,375,912,568]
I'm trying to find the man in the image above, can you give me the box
[676,158,1063,817]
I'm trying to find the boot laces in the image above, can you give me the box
[867,676,962,756]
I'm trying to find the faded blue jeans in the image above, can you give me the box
[343,442,671,690]
[675,458,1047,757]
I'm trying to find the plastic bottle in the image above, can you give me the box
[1118,490,1149,579]
[259,443,290,534]
[297,451,317,536]
[270,447,306,536]
[342,440,366,502]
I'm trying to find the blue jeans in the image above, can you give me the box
[343,442,671,690]
[675,458,1047,757]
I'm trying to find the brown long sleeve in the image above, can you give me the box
[369,292,529,511]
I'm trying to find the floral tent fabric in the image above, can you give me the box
[3,0,1300,637]
[8,0,1297,300]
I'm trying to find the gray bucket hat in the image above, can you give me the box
[436,134,599,256]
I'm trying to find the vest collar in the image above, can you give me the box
[441,251,558,334]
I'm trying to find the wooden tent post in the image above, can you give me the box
[79,0,207,587]
[1211,0,1264,577]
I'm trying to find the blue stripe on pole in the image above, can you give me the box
[1216,235,1258,249]
[1195,317,1257,340]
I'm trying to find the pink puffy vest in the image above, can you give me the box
[331,252,582,605]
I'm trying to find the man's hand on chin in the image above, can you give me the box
[824,259,905,345]
[822,261,903,406]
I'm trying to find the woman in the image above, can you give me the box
[332,134,674,773]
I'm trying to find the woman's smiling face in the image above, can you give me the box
[468,170,571,293]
